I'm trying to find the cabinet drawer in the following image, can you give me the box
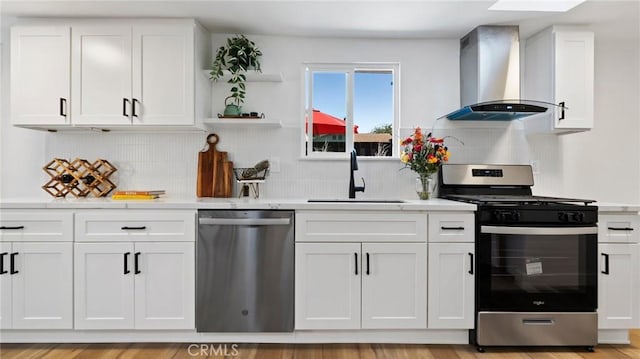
[0,211,73,242]
[428,212,475,243]
[75,210,195,242]
[295,211,427,242]
[599,214,640,243]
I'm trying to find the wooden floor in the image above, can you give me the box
[1,330,638,359]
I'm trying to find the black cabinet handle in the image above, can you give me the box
[10,252,18,274]
[132,98,139,118]
[59,98,67,117]
[366,253,370,275]
[134,252,141,274]
[124,252,130,274]
[601,253,610,275]
[0,226,24,230]
[559,101,565,121]
[607,227,634,231]
[354,253,358,275]
[121,226,146,230]
[60,97,67,117]
[123,98,130,117]
[0,252,7,275]
[441,226,465,230]
[468,252,474,275]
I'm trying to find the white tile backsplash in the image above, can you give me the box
[38,123,543,200]
[45,132,205,197]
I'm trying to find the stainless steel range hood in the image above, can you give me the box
[445,25,548,121]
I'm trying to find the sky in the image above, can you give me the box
[312,71,393,133]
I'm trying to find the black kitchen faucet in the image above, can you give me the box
[348,149,365,198]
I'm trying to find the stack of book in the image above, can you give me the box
[111,190,166,200]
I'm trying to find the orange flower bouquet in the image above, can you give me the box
[400,127,450,199]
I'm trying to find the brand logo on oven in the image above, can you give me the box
[533,300,545,306]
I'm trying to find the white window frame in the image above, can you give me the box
[302,62,400,159]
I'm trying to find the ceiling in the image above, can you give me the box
[1,0,638,39]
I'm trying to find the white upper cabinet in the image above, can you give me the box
[10,26,71,127]
[523,26,594,134]
[72,25,133,126]
[132,25,194,126]
[11,19,209,131]
[72,24,195,127]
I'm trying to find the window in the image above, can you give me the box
[303,63,399,158]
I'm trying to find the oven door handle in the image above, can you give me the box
[480,226,598,235]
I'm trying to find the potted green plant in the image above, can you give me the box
[209,34,263,116]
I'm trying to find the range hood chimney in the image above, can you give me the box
[445,25,548,121]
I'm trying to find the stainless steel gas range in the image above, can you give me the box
[438,164,598,352]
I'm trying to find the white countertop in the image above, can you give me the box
[3,197,639,213]
[0,197,477,211]
[595,202,640,213]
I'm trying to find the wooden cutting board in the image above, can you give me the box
[197,134,233,197]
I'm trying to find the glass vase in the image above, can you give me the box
[415,174,434,200]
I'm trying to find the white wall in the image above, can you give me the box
[525,21,640,202]
[1,20,638,202]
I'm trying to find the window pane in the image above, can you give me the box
[310,72,347,154]
[354,71,393,157]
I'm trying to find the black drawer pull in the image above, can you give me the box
[0,252,7,275]
[124,252,130,274]
[468,252,474,275]
[10,252,18,274]
[441,226,465,230]
[121,226,146,230]
[134,252,141,274]
[601,253,610,275]
[0,226,25,230]
[607,227,634,231]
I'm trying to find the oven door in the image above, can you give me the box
[477,225,598,312]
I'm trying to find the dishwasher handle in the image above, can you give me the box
[198,217,291,226]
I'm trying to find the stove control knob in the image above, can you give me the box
[558,212,569,222]
[493,210,505,222]
[512,211,521,222]
[572,212,585,223]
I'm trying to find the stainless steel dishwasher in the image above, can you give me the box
[196,210,294,332]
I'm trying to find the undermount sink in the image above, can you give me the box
[307,199,406,203]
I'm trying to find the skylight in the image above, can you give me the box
[489,0,587,12]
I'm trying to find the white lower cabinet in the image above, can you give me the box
[0,211,74,330]
[295,242,361,329]
[133,242,195,329]
[1,242,73,329]
[427,212,475,329]
[295,242,427,330]
[73,210,196,330]
[427,243,474,329]
[597,212,640,330]
[361,243,427,329]
[74,241,195,330]
[74,242,134,329]
[0,242,10,328]
[597,243,640,328]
